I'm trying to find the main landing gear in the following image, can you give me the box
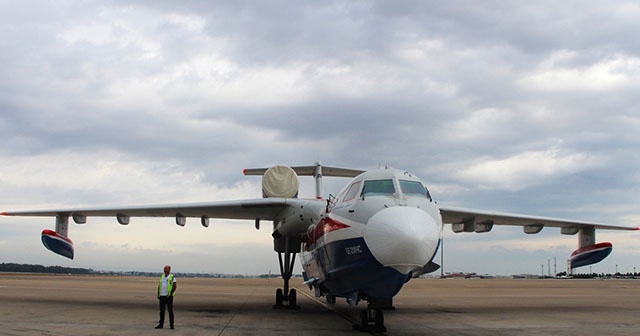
[353,299,387,332]
[273,236,300,310]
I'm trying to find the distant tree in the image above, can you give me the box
[0,262,91,274]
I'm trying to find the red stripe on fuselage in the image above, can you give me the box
[305,216,350,249]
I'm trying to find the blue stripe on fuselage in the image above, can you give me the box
[305,237,411,300]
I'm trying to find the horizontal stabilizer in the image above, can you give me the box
[244,164,364,178]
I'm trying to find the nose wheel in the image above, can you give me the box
[353,300,387,332]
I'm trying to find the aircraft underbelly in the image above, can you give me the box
[302,236,410,299]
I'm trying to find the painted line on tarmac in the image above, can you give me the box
[217,286,253,336]
[295,286,385,335]
[295,286,357,325]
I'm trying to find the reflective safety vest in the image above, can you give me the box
[158,274,175,297]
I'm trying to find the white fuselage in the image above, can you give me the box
[301,168,442,300]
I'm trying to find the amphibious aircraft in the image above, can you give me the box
[2,163,638,331]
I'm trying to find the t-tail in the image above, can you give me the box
[243,161,365,199]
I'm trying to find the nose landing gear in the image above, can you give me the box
[353,299,387,332]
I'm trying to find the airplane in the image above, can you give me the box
[2,162,638,331]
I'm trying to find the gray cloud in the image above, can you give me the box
[1,1,639,274]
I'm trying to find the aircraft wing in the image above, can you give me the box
[2,198,327,260]
[1,198,294,221]
[439,205,639,231]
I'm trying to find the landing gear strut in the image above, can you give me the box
[353,299,387,332]
[273,236,300,309]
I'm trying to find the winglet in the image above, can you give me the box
[1,211,8,216]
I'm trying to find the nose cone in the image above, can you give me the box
[364,207,440,274]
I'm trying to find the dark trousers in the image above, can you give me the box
[158,296,174,327]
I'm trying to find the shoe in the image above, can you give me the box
[155,325,163,329]
[170,326,174,329]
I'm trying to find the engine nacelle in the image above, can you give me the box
[451,217,493,233]
[271,199,325,242]
[262,165,299,198]
[41,229,74,259]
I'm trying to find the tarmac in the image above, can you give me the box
[1,273,639,335]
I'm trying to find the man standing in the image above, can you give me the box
[156,265,177,329]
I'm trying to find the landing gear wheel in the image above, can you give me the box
[274,288,284,308]
[353,307,386,332]
[289,289,297,307]
[358,310,368,330]
[374,309,385,332]
[326,294,336,305]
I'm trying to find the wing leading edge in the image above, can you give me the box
[2,198,293,221]
[439,205,638,273]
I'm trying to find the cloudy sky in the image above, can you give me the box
[1,1,639,276]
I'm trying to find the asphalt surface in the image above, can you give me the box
[1,274,638,335]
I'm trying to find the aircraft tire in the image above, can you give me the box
[326,294,336,305]
[275,288,284,306]
[359,310,369,330]
[375,309,385,331]
[289,289,297,307]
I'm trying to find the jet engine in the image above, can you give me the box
[262,165,299,198]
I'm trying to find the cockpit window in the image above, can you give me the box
[362,179,395,197]
[342,181,362,202]
[400,180,432,200]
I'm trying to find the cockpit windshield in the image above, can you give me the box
[362,179,395,197]
[399,180,432,200]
